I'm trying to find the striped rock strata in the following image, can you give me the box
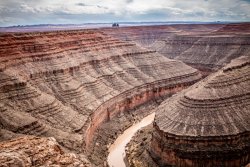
[151,56,250,166]
[0,29,201,159]
[103,23,250,74]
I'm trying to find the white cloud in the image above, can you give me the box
[0,0,249,26]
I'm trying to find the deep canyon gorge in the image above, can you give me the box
[0,23,250,167]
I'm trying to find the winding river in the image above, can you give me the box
[107,112,155,167]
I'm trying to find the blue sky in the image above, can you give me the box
[0,0,250,26]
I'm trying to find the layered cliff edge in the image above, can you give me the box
[151,56,250,166]
[125,56,250,167]
[0,29,202,165]
[103,23,250,74]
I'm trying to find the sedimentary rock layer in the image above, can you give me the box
[0,29,201,159]
[103,23,250,73]
[151,56,250,166]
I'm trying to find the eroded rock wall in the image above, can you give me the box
[151,56,250,167]
[162,35,250,72]
[0,29,201,162]
[103,23,250,74]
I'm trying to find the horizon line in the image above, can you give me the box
[1,21,250,28]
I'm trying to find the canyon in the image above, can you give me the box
[103,23,250,75]
[0,23,249,167]
[126,56,250,167]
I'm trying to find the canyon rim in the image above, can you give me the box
[0,0,250,166]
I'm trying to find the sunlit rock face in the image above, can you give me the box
[0,29,201,155]
[151,56,250,167]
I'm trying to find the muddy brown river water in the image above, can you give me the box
[107,113,155,167]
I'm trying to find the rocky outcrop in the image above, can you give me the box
[0,29,201,163]
[151,56,250,166]
[0,136,91,166]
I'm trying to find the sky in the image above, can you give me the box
[0,0,250,26]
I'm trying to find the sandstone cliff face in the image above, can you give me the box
[0,136,91,166]
[103,23,250,73]
[151,56,250,167]
[0,29,201,164]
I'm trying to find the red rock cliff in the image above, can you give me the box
[0,29,202,155]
